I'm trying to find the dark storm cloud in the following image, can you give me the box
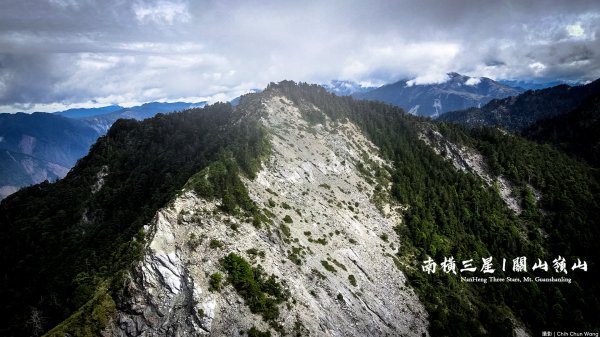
[1,0,599,112]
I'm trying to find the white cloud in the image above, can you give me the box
[529,62,547,73]
[48,0,79,9]
[465,77,481,86]
[566,23,585,38]
[133,1,190,25]
[1,1,600,111]
[341,42,460,84]
[407,73,451,87]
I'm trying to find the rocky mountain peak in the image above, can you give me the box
[103,90,429,336]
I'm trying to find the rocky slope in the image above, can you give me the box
[104,94,429,336]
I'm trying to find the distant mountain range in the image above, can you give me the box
[438,79,600,132]
[351,73,523,117]
[498,79,582,91]
[0,101,206,198]
[2,74,596,200]
[322,80,377,96]
[54,105,123,119]
[81,101,206,133]
[0,113,99,198]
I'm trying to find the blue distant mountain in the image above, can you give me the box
[323,80,377,96]
[0,112,100,198]
[0,101,206,199]
[55,105,123,119]
[82,101,207,133]
[110,101,205,120]
[230,89,262,106]
[353,73,523,117]
[498,79,580,91]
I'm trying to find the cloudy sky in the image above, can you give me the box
[1,0,599,112]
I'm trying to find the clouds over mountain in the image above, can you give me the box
[1,0,599,112]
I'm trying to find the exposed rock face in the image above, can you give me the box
[105,94,429,336]
[417,124,523,214]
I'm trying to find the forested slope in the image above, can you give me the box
[1,82,598,336]
[438,79,600,132]
[276,81,600,335]
[0,101,270,336]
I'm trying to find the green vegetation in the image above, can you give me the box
[209,272,223,292]
[271,81,600,336]
[331,259,347,271]
[0,100,271,336]
[44,282,116,337]
[3,80,598,337]
[209,239,224,249]
[390,255,403,271]
[523,92,600,167]
[438,79,600,132]
[279,223,291,237]
[287,250,302,266]
[187,157,255,215]
[300,108,326,125]
[281,202,291,209]
[247,326,272,337]
[308,237,327,245]
[348,275,357,287]
[246,248,266,258]
[221,253,290,322]
[320,260,336,273]
[311,268,326,280]
[188,233,203,250]
[283,215,293,223]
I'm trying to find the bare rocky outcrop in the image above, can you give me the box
[104,94,429,336]
[418,124,524,214]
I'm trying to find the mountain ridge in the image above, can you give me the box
[523,91,600,166]
[353,72,523,117]
[438,78,600,131]
[1,81,599,336]
[322,80,378,96]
